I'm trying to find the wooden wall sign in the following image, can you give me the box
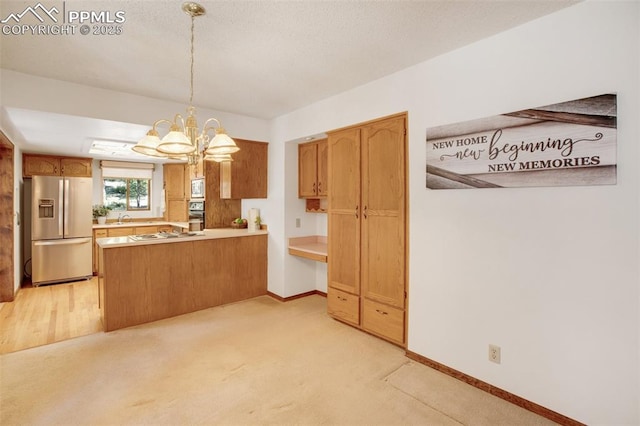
[426,94,617,189]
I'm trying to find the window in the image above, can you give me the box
[104,178,151,211]
[101,160,155,212]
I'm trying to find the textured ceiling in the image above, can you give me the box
[1,0,578,120]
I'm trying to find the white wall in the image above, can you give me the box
[283,138,328,295]
[269,1,639,424]
[0,71,270,143]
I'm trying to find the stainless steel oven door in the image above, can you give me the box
[188,200,204,211]
[188,200,205,231]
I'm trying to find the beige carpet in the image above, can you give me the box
[0,295,556,425]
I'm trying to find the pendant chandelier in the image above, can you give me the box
[132,2,238,164]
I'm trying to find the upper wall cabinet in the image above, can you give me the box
[23,154,92,178]
[220,139,268,199]
[164,163,188,200]
[163,163,189,222]
[298,139,327,198]
[204,160,241,228]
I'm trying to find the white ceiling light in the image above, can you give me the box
[132,2,239,164]
[90,140,147,157]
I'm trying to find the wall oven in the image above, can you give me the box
[188,200,205,231]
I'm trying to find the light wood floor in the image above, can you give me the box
[0,278,102,354]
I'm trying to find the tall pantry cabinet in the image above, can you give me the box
[327,113,407,346]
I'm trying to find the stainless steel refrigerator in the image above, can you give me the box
[31,175,93,286]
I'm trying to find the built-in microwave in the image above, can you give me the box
[191,178,204,199]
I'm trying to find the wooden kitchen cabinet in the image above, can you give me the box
[93,225,179,274]
[107,227,135,238]
[298,139,327,198]
[23,154,59,177]
[164,163,187,199]
[361,298,404,344]
[157,224,173,233]
[134,226,158,235]
[205,160,241,228]
[94,228,134,275]
[327,127,361,296]
[93,229,108,274]
[99,234,267,331]
[327,287,360,326]
[60,157,93,177]
[23,154,92,178]
[219,139,268,199]
[166,200,188,222]
[163,163,189,222]
[327,113,407,346]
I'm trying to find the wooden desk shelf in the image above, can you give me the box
[288,236,328,263]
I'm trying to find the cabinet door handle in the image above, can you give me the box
[313,182,316,194]
[376,309,388,315]
[338,296,347,302]
[318,182,322,193]
[355,205,359,219]
[364,206,368,219]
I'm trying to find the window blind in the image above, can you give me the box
[100,160,154,179]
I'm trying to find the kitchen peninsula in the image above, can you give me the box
[92,221,190,274]
[97,229,268,331]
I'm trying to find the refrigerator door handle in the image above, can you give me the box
[58,179,64,237]
[64,178,70,236]
[34,238,92,246]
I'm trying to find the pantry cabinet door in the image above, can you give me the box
[316,139,328,197]
[361,116,406,309]
[328,127,361,295]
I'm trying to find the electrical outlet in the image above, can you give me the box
[489,344,501,364]
[295,218,301,228]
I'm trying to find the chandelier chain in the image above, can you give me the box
[189,14,195,105]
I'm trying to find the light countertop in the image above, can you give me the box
[97,228,268,248]
[288,236,327,263]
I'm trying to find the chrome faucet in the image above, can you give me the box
[117,213,131,224]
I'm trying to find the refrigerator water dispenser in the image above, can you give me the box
[38,199,55,218]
